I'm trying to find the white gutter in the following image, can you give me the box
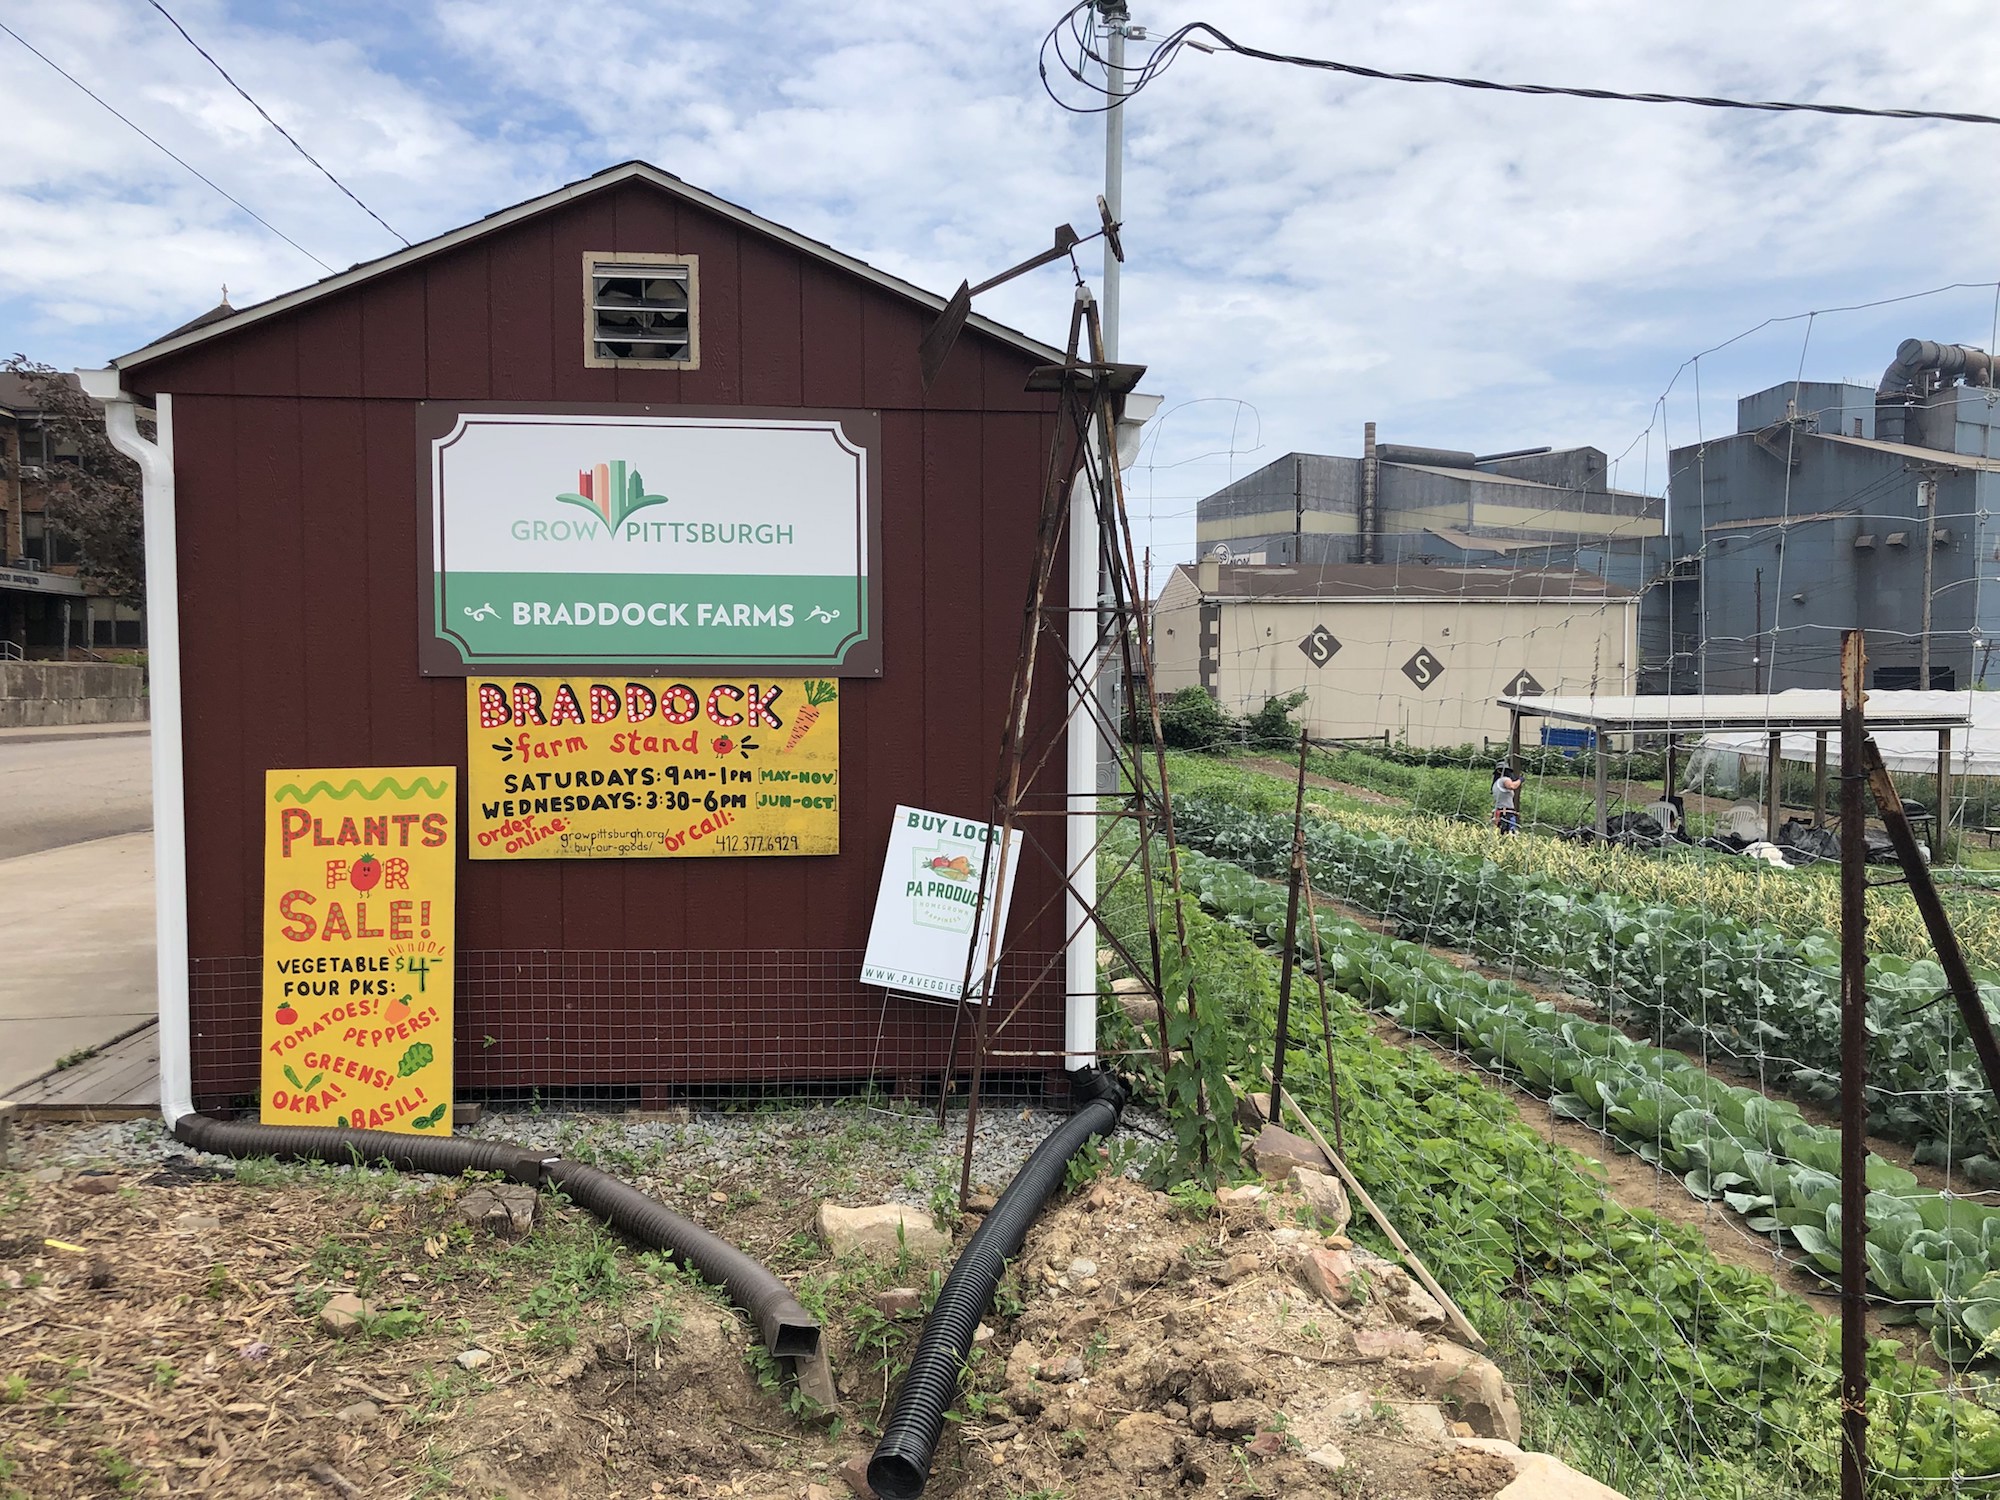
[1064,389,1160,1072]
[77,368,188,1125]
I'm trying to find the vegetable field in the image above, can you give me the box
[1099,835,2000,1498]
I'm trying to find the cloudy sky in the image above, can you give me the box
[4,0,1998,564]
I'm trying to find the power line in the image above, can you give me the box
[142,0,409,247]
[1042,5,2000,128]
[0,17,334,273]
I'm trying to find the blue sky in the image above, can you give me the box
[4,0,1999,565]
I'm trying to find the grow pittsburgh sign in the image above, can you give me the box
[420,405,883,677]
[465,676,839,859]
[261,769,457,1134]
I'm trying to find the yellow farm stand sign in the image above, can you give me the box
[465,677,839,859]
[261,769,456,1134]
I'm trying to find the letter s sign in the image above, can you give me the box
[1400,647,1444,691]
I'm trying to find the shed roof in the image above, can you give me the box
[1181,562,1631,603]
[113,161,1066,373]
[1815,432,2000,472]
[1496,690,1970,734]
[1702,691,2000,775]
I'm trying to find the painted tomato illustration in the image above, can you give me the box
[350,854,382,893]
[274,1002,298,1026]
[713,736,735,756]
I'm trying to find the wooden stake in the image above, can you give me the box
[1838,630,1868,1500]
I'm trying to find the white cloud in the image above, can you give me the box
[3,0,1998,567]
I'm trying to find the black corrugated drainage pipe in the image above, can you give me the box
[172,1114,820,1359]
[867,1069,1129,1500]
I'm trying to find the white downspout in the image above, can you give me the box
[1064,391,1160,1073]
[78,368,188,1125]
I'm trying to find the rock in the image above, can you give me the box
[1306,1443,1346,1471]
[1110,975,1160,1028]
[1054,1355,1086,1383]
[1299,1246,1357,1306]
[872,1287,926,1320]
[1403,1344,1522,1445]
[1234,1091,1272,1130]
[1245,1431,1286,1458]
[1216,1184,1266,1207]
[334,1400,380,1424]
[972,1323,994,1347]
[1005,1343,1042,1386]
[1198,1357,1256,1402]
[1399,1401,1455,1444]
[173,1212,221,1234]
[965,1191,998,1214]
[1330,1392,1372,1429]
[1215,1251,1262,1284]
[318,1292,377,1336]
[836,1453,877,1499]
[1250,1122,1324,1181]
[71,1173,118,1195]
[1496,1452,1629,1499]
[816,1203,950,1261]
[1352,1326,1428,1361]
[31,1167,62,1184]
[1390,1280,1449,1330]
[1107,1411,1179,1474]
[1066,1257,1097,1279]
[457,1183,537,1237]
[1206,1398,1270,1438]
[805,1485,835,1500]
[1084,1182,1113,1209]
[1288,1167,1352,1233]
[794,1351,839,1412]
[454,1349,493,1372]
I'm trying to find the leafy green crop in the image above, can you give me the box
[1170,786,2000,1172]
[1168,825,2000,1364]
[396,1042,434,1078]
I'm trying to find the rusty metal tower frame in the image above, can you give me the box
[938,280,1204,1202]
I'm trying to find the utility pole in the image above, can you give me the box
[1097,0,1143,359]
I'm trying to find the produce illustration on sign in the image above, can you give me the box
[466,676,839,859]
[261,769,456,1135]
[421,407,882,675]
[861,806,1022,1002]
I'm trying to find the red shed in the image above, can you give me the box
[84,162,1083,1115]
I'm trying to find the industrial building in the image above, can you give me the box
[1658,338,2000,693]
[1151,557,1636,749]
[1194,429,1664,588]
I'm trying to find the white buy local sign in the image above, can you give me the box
[861,805,1022,1004]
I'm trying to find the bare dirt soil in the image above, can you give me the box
[2,1119,1563,1500]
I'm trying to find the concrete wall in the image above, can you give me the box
[1154,588,1636,749]
[0,661,148,728]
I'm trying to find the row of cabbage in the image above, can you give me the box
[1172,838,2000,1365]
[1172,790,2000,1172]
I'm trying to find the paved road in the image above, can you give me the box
[0,732,153,859]
[0,730,156,1092]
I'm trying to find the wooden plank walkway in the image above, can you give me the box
[8,1020,159,1119]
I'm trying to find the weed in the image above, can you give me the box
[1164,1180,1216,1218]
[0,1376,25,1405]
[358,1308,426,1341]
[54,1046,98,1070]
[97,1447,146,1496]
[150,1360,177,1392]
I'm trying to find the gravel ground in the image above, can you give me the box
[24,1100,1165,1205]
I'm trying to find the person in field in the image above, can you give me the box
[1492,763,1523,834]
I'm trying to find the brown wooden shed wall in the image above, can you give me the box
[126,181,1073,1107]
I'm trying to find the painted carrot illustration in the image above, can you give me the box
[782,680,837,752]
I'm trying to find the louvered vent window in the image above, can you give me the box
[584,253,699,369]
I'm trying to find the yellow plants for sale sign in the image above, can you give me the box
[262,768,456,1133]
[464,677,839,859]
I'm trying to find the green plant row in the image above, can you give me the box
[1170,787,2000,1171]
[1175,842,2000,1369]
[1098,841,2000,1497]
